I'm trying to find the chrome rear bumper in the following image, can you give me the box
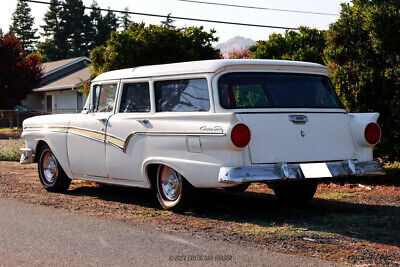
[218,160,385,184]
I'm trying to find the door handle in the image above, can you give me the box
[97,118,107,123]
[288,115,308,124]
[137,119,149,125]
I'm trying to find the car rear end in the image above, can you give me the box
[214,65,385,186]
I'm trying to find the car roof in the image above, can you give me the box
[92,59,329,82]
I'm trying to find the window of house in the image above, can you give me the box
[93,84,118,112]
[155,79,210,112]
[119,82,151,113]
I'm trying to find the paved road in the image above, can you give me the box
[0,198,341,266]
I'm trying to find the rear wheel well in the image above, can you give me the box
[34,141,48,163]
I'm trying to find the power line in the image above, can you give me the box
[22,0,299,30]
[177,0,339,16]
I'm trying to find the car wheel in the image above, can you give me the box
[38,145,71,192]
[223,183,250,193]
[270,182,317,204]
[156,165,194,212]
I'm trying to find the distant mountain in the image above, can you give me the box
[215,36,256,55]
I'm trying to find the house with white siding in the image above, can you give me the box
[22,57,91,114]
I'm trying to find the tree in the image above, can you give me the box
[89,7,119,48]
[120,7,132,31]
[38,0,68,61]
[325,0,400,160]
[58,0,91,57]
[90,23,220,77]
[0,34,42,109]
[225,48,252,59]
[0,28,3,36]
[249,27,326,64]
[87,0,106,49]
[161,13,176,29]
[41,0,61,40]
[9,0,39,53]
[103,8,119,34]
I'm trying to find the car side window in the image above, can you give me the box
[155,78,210,112]
[119,82,151,113]
[93,84,118,113]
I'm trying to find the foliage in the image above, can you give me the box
[58,0,91,57]
[225,48,252,59]
[9,0,39,53]
[324,0,400,160]
[103,8,119,34]
[87,1,108,50]
[0,34,42,109]
[90,23,221,77]
[120,7,132,31]
[76,78,91,97]
[38,0,68,61]
[0,139,25,161]
[161,13,176,29]
[39,0,123,61]
[249,26,326,64]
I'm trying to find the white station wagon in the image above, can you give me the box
[20,59,385,211]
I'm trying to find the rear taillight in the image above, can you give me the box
[231,123,251,148]
[364,122,381,145]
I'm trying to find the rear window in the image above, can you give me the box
[155,79,210,112]
[218,73,342,109]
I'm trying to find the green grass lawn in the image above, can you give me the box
[0,139,25,161]
[0,128,22,132]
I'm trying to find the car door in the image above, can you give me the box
[105,80,152,182]
[67,82,119,177]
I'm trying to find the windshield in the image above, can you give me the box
[218,72,342,109]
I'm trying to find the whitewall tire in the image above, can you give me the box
[156,165,194,212]
[38,145,71,192]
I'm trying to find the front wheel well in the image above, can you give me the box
[146,164,160,190]
[34,140,49,163]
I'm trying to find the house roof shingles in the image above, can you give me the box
[42,57,84,74]
[34,57,91,92]
[33,67,91,92]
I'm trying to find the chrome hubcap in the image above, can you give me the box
[42,152,58,184]
[160,167,182,201]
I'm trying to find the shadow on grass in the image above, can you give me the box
[64,184,400,248]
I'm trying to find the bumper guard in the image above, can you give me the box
[20,148,34,164]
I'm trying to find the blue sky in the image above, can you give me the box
[0,0,351,43]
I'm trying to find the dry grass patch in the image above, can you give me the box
[0,139,24,161]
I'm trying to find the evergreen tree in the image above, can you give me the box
[88,0,106,49]
[39,0,68,61]
[93,7,119,46]
[0,28,3,36]
[9,0,39,53]
[120,7,132,31]
[59,0,91,57]
[41,0,61,39]
[104,8,119,33]
[161,13,175,29]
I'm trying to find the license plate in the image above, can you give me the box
[300,163,332,178]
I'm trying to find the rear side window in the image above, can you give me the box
[218,73,342,109]
[119,82,150,113]
[155,79,210,112]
